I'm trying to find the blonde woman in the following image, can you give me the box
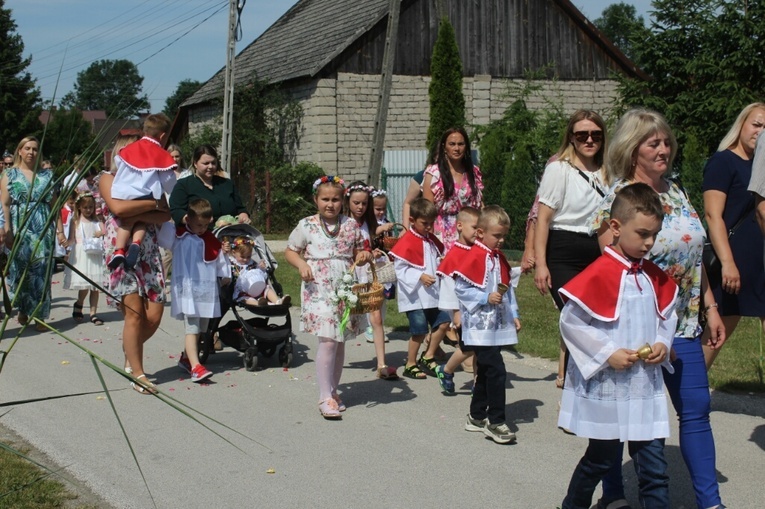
[702,102,765,369]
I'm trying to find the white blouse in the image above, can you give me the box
[537,159,605,233]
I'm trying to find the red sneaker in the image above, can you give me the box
[191,363,212,383]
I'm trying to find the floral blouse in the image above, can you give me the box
[590,178,706,338]
[425,163,484,252]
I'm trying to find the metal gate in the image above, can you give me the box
[381,150,428,223]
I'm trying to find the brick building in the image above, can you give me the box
[175,0,645,182]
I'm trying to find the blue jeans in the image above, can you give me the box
[563,438,668,509]
[601,336,721,508]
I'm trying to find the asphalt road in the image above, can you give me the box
[0,270,763,509]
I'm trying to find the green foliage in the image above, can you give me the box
[0,0,42,151]
[593,2,650,61]
[163,79,202,119]
[60,59,150,118]
[677,130,707,215]
[178,124,222,170]
[426,17,465,161]
[475,78,567,249]
[39,109,95,166]
[229,79,303,231]
[614,0,765,170]
[261,161,325,232]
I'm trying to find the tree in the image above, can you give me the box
[61,59,150,118]
[0,0,42,151]
[39,108,95,167]
[163,79,202,119]
[426,17,465,161]
[615,0,765,165]
[593,2,650,61]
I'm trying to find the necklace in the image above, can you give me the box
[320,215,341,238]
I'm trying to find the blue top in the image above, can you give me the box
[702,149,765,315]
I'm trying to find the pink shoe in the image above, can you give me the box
[318,398,341,419]
[332,393,347,412]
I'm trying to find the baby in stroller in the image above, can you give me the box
[230,236,291,307]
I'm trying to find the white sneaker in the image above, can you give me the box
[364,326,374,343]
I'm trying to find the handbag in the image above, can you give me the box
[81,223,104,255]
[702,208,753,289]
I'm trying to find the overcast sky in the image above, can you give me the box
[6,0,653,113]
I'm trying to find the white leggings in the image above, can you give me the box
[315,337,345,401]
[183,316,210,335]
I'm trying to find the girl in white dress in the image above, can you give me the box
[344,182,398,380]
[285,176,372,419]
[64,193,107,325]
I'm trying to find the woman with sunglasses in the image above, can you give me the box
[533,110,607,388]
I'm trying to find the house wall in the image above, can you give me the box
[290,72,618,181]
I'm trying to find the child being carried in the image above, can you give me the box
[229,236,290,307]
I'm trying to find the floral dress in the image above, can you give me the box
[5,168,55,318]
[425,163,483,252]
[99,171,165,304]
[590,178,705,338]
[288,215,364,341]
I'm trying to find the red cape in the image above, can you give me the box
[436,242,472,277]
[176,226,221,262]
[118,137,177,173]
[389,228,444,269]
[453,241,511,289]
[559,246,678,321]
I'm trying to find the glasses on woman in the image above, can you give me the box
[572,130,604,143]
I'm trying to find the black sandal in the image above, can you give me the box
[90,315,104,326]
[402,365,427,379]
[72,303,84,323]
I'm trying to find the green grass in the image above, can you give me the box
[274,252,765,392]
[0,445,96,508]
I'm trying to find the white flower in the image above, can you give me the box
[348,294,359,305]
[342,273,353,284]
[337,289,347,299]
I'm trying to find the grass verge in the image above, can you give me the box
[272,251,765,393]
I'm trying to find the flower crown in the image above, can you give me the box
[371,189,387,198]
[312,175,345,194]
[344,184,374,196]
[74,192,94,203]
[233,237,254,247]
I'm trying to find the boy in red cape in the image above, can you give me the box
[454,206,520,444]
[557,183,678,509]
[109,113,177,269]
[390,198,450,379]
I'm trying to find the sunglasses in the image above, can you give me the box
[572,130,604,143]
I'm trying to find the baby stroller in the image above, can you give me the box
[197,224,293,371]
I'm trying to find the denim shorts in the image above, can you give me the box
[406,308,450,335]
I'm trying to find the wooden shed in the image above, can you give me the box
[177,0,644,180]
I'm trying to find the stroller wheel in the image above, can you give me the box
[197,332,214,365]
[244,347,258,372]
[279,346,293,368]
[261,345,277,358]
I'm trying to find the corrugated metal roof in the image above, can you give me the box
[182,0,391,107]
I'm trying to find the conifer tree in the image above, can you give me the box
[426,17,465,161]
[0,0,42,151]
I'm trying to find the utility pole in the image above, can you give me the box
[367,0,402,187]
[220,0,238,173]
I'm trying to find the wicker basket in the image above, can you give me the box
[369,257,396,284]
[381,223,406,251]
[350,262,384,314]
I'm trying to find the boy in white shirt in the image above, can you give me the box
[454,206,520,444]
[557,183,678,509]
[390,198,450,379]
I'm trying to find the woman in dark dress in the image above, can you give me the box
[702,102,765,369]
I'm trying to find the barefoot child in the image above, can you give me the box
[63,193,106,325]
[345,181,398,380]
[162,198,231,382]
[454,206,521,444]
[557,183,678,509]
[109,113,177,269]
[434,206,480,392]
[230,236,289,306]
[285,176,372,419]
[390,197,450,379]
